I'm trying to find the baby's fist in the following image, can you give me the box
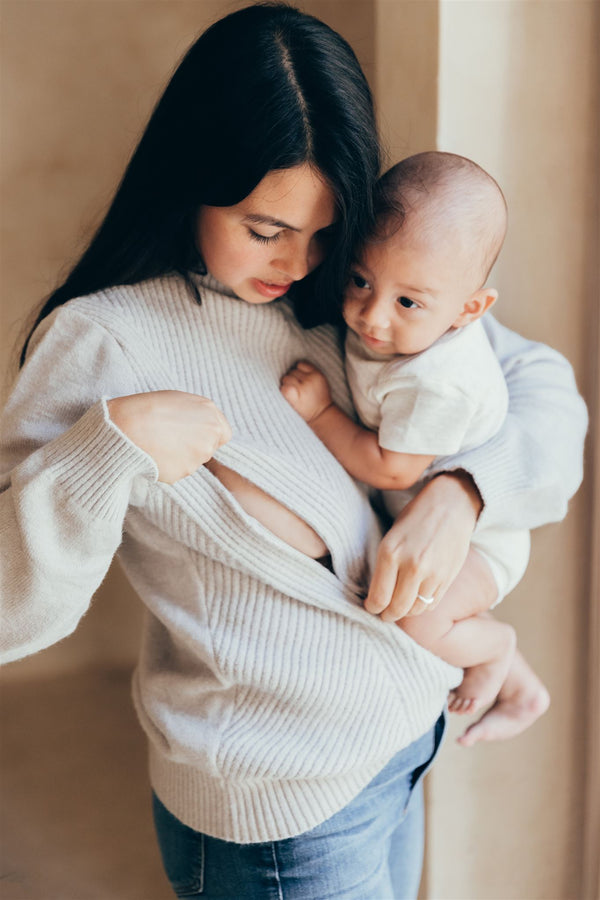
[280,361,332,423]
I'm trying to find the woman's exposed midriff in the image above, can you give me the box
[205,458,329,559]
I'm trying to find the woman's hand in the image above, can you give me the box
[365,472,483,622]
[107,390,232,483]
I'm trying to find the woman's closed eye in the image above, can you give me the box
[248,228,283,245]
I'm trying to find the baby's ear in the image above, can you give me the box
[453,288,498,327]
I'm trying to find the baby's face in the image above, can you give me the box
[343,225,478,356]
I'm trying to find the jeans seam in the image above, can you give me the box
[402,712,446,816]
[199,833,205,894]
[270,842,284,900]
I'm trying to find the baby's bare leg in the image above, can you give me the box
[401,547,514,712]
[399,546,498,643]
[400,548,536,713]
[400,548,550,741]
[401,598,516,714]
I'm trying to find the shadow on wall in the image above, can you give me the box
[0,668,171,900]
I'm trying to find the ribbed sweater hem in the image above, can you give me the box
[147,690,448,844]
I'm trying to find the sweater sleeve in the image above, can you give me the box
[428,315,588,531]
[0,307,158,664]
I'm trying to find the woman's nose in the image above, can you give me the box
[273,241,317,283]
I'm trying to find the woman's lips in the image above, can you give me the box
[252,279,293,298]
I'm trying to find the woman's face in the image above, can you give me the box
[197,163,338,304]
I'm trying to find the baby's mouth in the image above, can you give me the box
[360,331,390,348]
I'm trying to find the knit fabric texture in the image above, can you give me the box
[0,274,587,841]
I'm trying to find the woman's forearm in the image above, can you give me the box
[428,315,588,531]
[0,309,158,663]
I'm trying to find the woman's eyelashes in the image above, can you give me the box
[248,228,333,247]
[248,228,282,245]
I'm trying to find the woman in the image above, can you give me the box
[0,4,586,897]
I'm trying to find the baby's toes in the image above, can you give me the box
[448,695,475,714]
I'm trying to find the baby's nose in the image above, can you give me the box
[361,297,390,328]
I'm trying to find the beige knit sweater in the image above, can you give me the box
[0,274,587,841]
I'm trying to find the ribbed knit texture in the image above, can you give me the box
[1,274,587,841]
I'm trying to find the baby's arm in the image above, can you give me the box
[280,361,434,490]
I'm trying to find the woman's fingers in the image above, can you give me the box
[381,574,443,621]
[406,578,443,617]
[365,506,453,622]
[380,572,421,622]
[371,569,443,622]
[108,390,233,483]
[366,536,420,621]
[364,474,479,623]
[364,540,400,617]
[201,400,233,457]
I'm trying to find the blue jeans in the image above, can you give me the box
[153,714,445,900]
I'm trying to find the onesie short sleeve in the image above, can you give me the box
[345,321,509,460]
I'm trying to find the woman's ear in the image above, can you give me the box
[452,288,498,327]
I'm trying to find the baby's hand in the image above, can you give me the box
[280,361,332,423]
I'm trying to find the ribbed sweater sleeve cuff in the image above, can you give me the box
[42,399,159,520]
[430,437,532,532]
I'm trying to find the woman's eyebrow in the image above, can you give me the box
[243,213,301,232]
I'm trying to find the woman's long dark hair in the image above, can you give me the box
[21,2,381,365]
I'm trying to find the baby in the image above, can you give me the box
[281,151,550,746]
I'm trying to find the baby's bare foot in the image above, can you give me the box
[457,650,550,747]
[448,655,510,715]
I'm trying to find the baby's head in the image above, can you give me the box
[343,151,507,355]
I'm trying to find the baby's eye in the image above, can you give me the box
[398,296,418,309]
[350,273,370,290]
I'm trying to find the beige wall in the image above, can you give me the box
[428,2,598,898]
[375,0,439,161]
[1,1,598,897]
